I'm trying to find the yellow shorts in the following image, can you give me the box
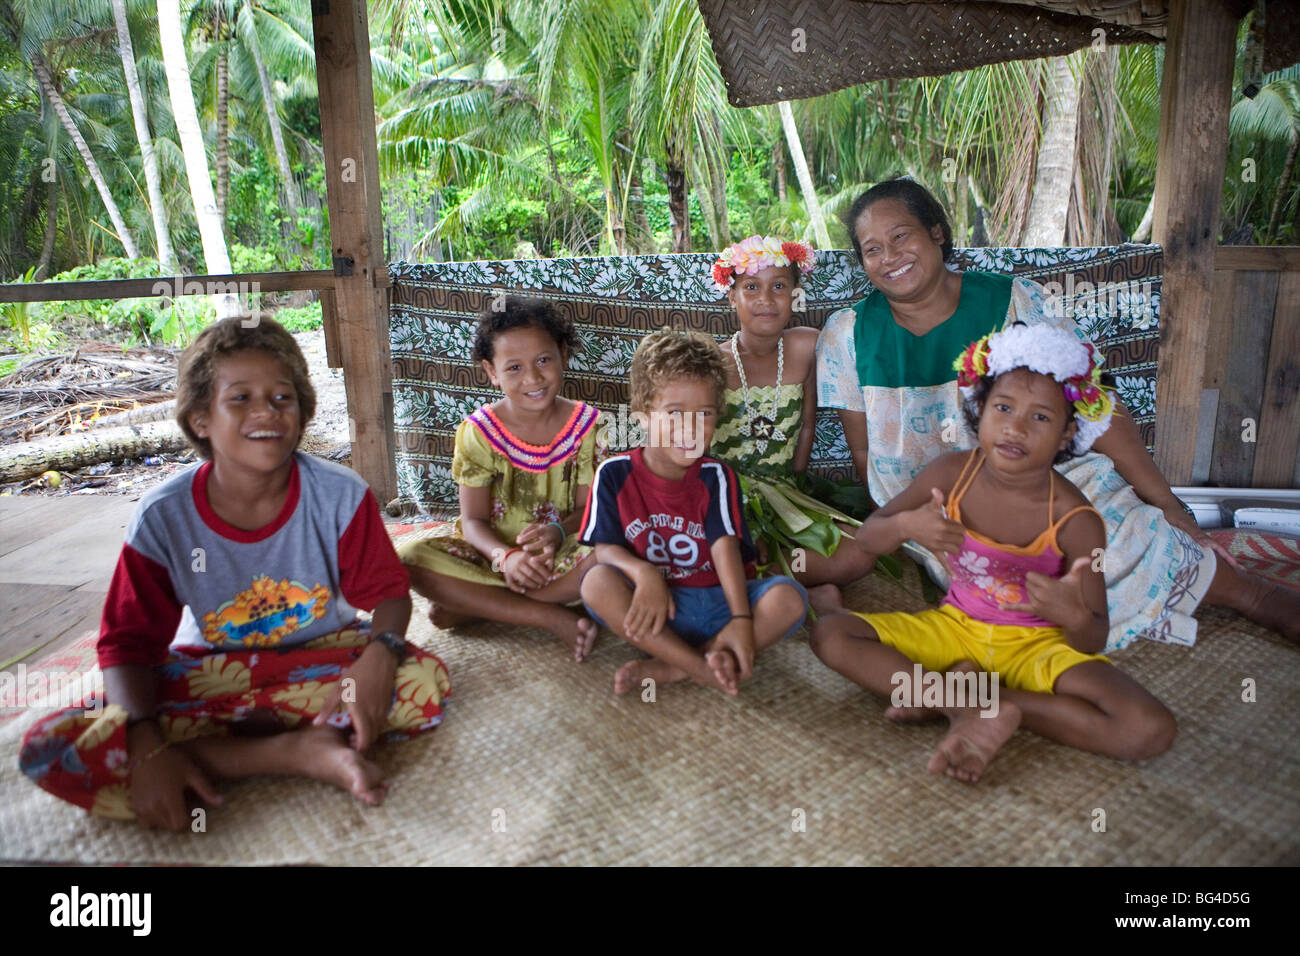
[852,603,1109,694]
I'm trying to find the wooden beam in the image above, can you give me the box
[1150,0,1239,483]
[1214,246,1300,271]
[320,288,342,369]
[0,269,335,304]
[311,0,397,503]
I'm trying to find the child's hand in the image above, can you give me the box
[625,567,675,642]
[501,548,550,592]
[1001,557,1094,632]
[517,521,563,563]
[314,642,399,752]
[711,617,755,681]
[131,742,222,832]
[901,488,965,571]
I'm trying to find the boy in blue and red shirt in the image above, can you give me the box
[579,330,807,697]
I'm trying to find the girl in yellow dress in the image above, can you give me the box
[398,297,601,661]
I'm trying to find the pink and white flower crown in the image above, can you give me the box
[712,235,816,293]
[953,324,1114,455]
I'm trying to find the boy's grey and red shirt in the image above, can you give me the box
[98,452,409,669]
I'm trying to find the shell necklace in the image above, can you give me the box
[730,332,784,455]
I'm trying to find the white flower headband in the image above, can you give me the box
[712,235,815,293]
[954,324,1114,455]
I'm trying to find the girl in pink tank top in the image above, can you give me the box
[811,324,1177,785]
[943,448,1101,629]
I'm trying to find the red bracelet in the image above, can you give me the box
[501,547,524,564]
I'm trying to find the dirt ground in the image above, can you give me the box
[0,328,350,499]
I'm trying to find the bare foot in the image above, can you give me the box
[883,702,942,724]
[885,659,977,724]
[572,616,599,661]
[807,583,843,617]
[614,657,688,695]
[290,724,388,805]
[538,605,599,661]
[1241,579,1300,645]
[704,648,739,696]
[428,603,475,630]
[926,700,1021,784]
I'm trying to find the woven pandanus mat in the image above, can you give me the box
[1,565,1296,865]
[695,0,1164,107]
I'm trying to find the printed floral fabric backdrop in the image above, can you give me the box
[390,247,1161,511]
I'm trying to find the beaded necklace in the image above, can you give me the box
[730,333,785,456]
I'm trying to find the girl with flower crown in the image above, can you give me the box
[708,235,877,595]
[811,325,1176,784]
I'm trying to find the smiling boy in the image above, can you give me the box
[578,330,808,697]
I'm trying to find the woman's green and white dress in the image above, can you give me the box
[815,270,1215,652]
[710,382,865,576]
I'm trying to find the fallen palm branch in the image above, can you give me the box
[0,344,177,443]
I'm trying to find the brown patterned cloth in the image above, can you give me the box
[390,246,1162,513]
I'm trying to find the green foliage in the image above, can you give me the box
[41,258,163,341]
[1,266,38,347]
[229,242,278,274]
[15,321,65,353]
[272,301,322,332]
[10,0,1300,343]
[148,296,213,347]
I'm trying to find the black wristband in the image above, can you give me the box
[371,630,409,665]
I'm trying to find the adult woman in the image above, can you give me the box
[816,177,1298,650]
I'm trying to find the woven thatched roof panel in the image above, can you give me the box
[698,0,1167,106]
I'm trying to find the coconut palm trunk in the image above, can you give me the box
[777,100,829,248]
[216,41,229,226]
[242,0,298,222]
[30,54,140,259]
[158,0,236,314]
[1021,55,1081,246]
[1266,133,1298,242]
[111,0,177,272]
[36,173,58,279]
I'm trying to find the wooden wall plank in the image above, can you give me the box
[1253,272,1300,487]
[1214,246,1300,271]
[1204,269,1237,389]
[1150,0,1240,483]
[1209,270,1278,487]
[311,0,397,503]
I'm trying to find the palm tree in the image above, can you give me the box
[532,0,641,253]
[374,0,602,255]
[238,0,298,222]
[1230,71,1300,242]
[157,0,233,305]
[110,0,177,271]
[630,0,734,252]
[28,52,141,258]
[777,100,829,248]
[1022,55,1081,245]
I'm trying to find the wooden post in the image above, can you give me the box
[311,0,397,503]
[1150,0,1240,483]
